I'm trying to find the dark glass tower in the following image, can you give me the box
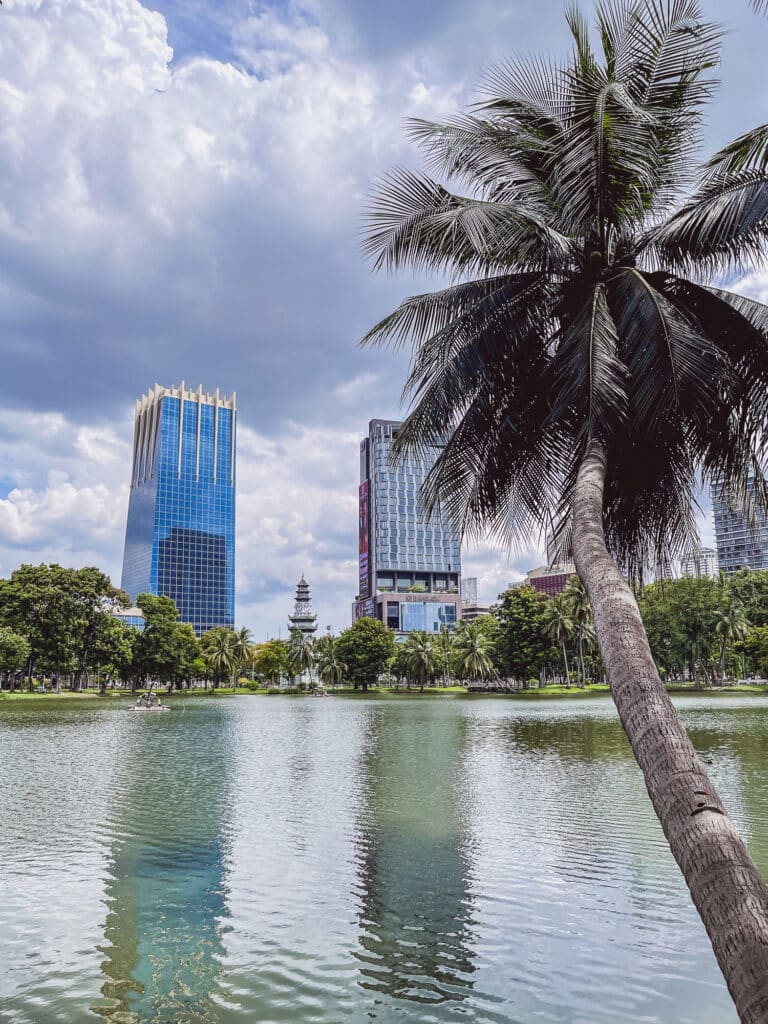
[121,383,236,634]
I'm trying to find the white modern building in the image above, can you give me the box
[680,547,719,580]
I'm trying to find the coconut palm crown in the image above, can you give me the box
[363,0,768,579]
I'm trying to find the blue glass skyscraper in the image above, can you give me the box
[121,383,236,634]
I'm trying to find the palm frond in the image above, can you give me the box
[363,167,573,275]
[608,268,724,432]
[550,283,628,439]
[643,170,768,271]
[706,123,768,175]
[361,274,543,350]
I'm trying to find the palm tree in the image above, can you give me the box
[541,596,575,686]
[714,601,750,685]
[205,630,237,690]
[361,2,768,1012]
[231,626,253,689]
[402,631,440,691]
[564,577,592,687]
[315,634,347,688]
[453,621,495,683]
[288,629,315,687]
[436,625,454,686]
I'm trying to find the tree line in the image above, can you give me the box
[3,562,768,694]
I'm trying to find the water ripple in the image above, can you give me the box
[1,695,764,1022]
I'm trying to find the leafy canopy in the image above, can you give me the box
[362,0,768,579]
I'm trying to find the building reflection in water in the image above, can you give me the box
[94,709,233,1023]
[352,703,477,1006]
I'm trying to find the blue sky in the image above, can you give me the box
[0,0,766,637]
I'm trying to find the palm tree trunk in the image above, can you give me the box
[721,640,727,686]
[572,441,768,1023]
[562,641,570,687]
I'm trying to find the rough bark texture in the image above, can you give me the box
[572,442,768,1024]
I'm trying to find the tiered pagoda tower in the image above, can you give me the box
[288,576,318,637]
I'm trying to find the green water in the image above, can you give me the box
[1,695,767,1023]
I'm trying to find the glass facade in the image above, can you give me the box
[362,421,461,582]
[121,384,236,634]
[712,478,768,575]
[355,419,462,633]
[399,601,457,633]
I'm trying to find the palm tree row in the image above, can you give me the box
[393,622,495,689]
[287,629,349,689]
[362,0,768,1014]
[201,626,253,690]
[541,577,598,687]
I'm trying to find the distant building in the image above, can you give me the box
[712,478,768,575]
[525,564,575,598]
[680,546,719,580]
[354,419,462,635]
[112,607,145,631]
[654,558,674,583]
[288,576,318,638]
[461,577,479,607]
[120,382,236,635]
[460,576,490,621]
[461,603,492,623]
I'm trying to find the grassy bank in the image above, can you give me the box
[4,682,768,706]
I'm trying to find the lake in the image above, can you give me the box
[1,694,767,1023]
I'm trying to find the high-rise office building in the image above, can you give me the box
[680,546,719,580]
[712,478,768,575]
[121,383,236,634]
[355,419,461,634]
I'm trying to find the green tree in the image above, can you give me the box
[640,577,721,684]
[541,595,575,686]
[200,627,238,689]
[360,1,768,1002]
[172,624,202,690]
[231,626,254,686]
[132,594,192,690]
[0,627,31,690]
[401,631,440,691]
[714,599,750,684]
[288,629,315,686]
[335,617,396,692]
[470,613,503,672]
[563,577,593,686]
[251,639,290,687]
[315,633,347,688]
[728,570,768,628]
[493,586,550,686]
[68,567,130,690]
[745,626,768,678]
[435,625,454,686]
[453,621,495,683]
[90,616,133,694]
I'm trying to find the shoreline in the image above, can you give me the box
[2,683,768,705]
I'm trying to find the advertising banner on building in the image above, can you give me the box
[358,480,370,597]
[354,597,374,621]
